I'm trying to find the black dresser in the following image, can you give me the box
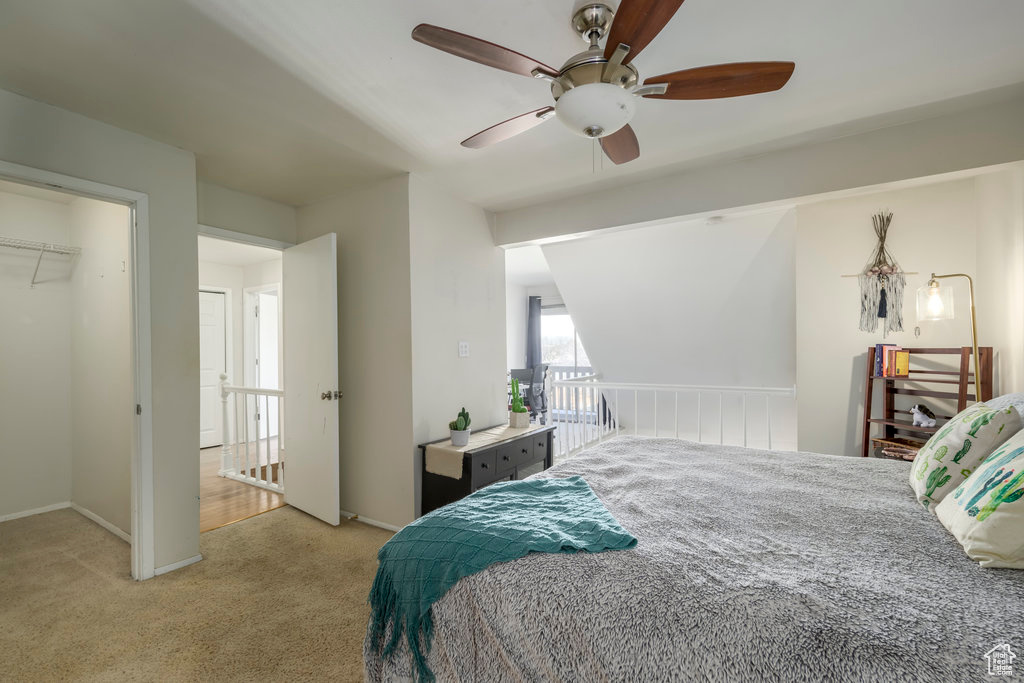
[420,424,556,515]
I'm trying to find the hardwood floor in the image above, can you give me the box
[200,446,285,533]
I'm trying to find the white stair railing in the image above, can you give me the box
[551,375,797,459]
[219,373,285,493]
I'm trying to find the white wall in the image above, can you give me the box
[68,197,133,534]
[297,174,507,526]
[543,211,797,388]
[0,190,73,518]
[0,85,200,569]
[244,258,282,288]
[197,181,297,244]
[197,255,283,391]
[975,168,1024,396]
[504,281,526,371]
[493,91,1024,246]
[198,261,245,387]
[795,178,988,457]
[297,175,416,528]
[409,176,507,515]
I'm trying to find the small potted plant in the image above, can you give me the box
[449,407,472,447]
[509,378,530,428]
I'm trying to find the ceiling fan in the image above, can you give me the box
[412,0,795,165]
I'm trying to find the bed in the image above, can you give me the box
[365,437,1024,681]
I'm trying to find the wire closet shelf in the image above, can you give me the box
[0,235,82,287]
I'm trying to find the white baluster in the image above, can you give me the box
[234,390,241,476]
[654,390,658,438]
[697,392,702,443]
[615,389,619,436]
[261,394,268,484]
[243,392,250,480]
[674,391,679,439]
[219,374,231,475]
[718,393,724,445]
[742,393,748,448]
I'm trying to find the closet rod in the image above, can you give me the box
[0,235,81,256]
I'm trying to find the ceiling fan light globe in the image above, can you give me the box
[554,83,636,138]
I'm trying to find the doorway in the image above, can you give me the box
[195,227,343,532]
[197,234,285,532]
[0,163,152,580]
[245,285,281,441]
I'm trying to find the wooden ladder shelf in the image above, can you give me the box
[861,346,993,458]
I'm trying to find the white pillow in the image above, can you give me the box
[935,430,1024,568]
[987,392,1024,419]
[908,403,1022,511]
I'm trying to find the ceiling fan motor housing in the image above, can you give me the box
[554,4,640,138]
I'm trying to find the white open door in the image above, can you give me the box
[283,233,340,525]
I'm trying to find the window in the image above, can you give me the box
[541,312,590,373]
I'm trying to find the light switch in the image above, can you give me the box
[458,341,470,358]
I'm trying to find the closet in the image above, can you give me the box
[0,179,133,542]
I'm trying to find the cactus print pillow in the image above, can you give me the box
[908,403,1022,511]
[935,430,1024,568]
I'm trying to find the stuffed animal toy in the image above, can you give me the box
[910,403,937,428]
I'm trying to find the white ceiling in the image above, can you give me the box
[1,0,1023,212]
[197,235,280,267]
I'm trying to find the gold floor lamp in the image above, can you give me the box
[916,273,980,403]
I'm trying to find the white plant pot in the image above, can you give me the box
[450,429,471,447]
[510,411,530,428]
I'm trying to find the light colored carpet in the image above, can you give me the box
[0,506,393,682]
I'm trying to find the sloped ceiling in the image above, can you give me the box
[0,0,1022,210]
[542,211,796,387]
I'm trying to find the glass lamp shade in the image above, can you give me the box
[916,280,954,321]
[554,83,636,138]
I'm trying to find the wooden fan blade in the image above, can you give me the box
[643,62,795,100]
[412,24,558,78]
[603,0,685,63]
[461,107,555,149]
[600,125,640,165]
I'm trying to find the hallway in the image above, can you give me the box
[200,446,284,532]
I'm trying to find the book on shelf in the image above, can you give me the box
[873,344,910,378]
[893,350,910,377]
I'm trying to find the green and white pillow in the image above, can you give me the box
[935,430,1024,568]
[908,403,1022,511]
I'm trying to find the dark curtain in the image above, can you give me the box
[526,296,542,369]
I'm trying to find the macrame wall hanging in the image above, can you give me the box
[857,211,905,337]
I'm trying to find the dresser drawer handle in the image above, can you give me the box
[521,448,528,454]
[480,462,488,469]
[502,455,509,461]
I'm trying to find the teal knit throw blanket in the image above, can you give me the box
[367,475,637,682]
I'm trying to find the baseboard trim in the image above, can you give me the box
[70,503,131,543]
[340,509,402,532]
[0,501,71,523]
[155,554,203,576]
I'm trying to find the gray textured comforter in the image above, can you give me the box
[365,438,1024,681]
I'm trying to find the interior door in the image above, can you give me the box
[198,291,226,448]
[283,233,340,525]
